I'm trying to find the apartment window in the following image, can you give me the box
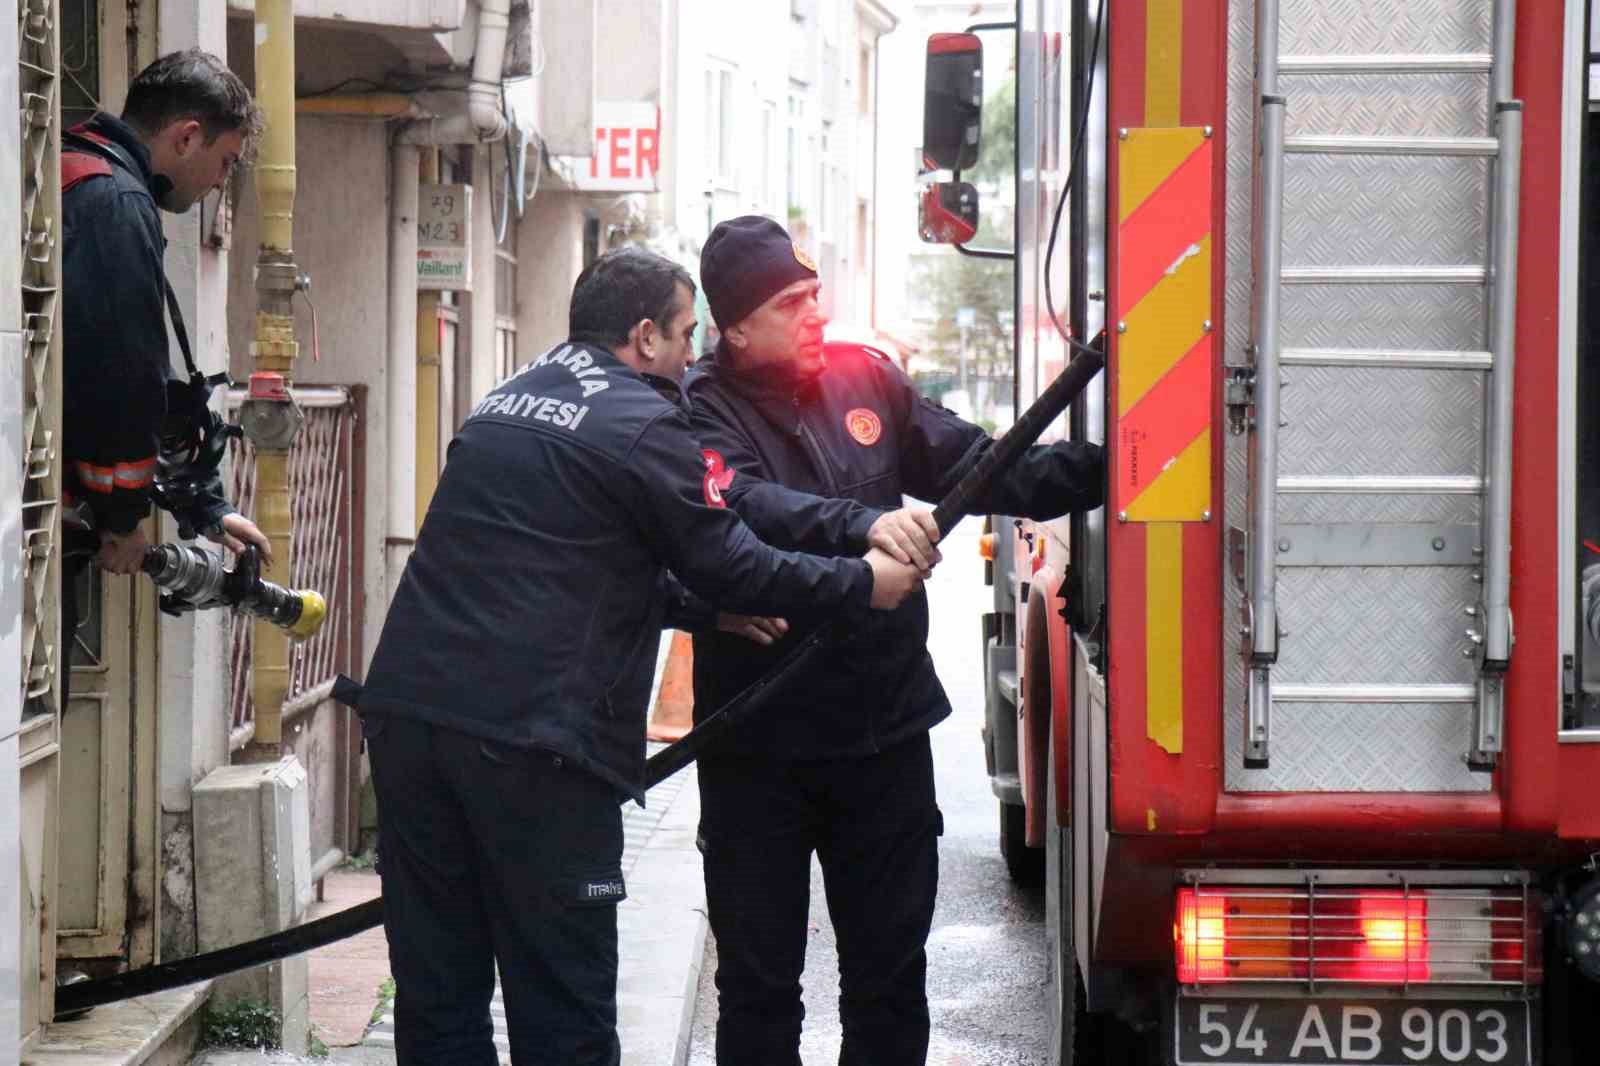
[494,234,518,381]
[787,90,806,214]
[819,121,834,235]
[705,67,735,182]
[762,103,777,214]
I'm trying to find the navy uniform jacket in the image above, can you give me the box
[362,341,874,801]
[62,113,231,537]
[684,341,1103,763]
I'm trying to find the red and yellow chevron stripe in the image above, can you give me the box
[1104,0,1225,830]
[1115,129,1213,524]
[1113,129,1213,760]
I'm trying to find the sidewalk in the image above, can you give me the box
[192,744,707,1066]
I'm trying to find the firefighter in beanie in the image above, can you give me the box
[685,215,1105,1065]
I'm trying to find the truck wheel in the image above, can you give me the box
[1000,800,1042,883]
[1046,728,1091,1064]
[1544,925,1600,1066]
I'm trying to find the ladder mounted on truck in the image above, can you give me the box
[1240,0,1523,772]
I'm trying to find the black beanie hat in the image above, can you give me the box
[700,215,818,330]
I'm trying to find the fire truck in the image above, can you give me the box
[920,1,1600,1064]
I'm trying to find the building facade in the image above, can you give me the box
[8,0,904,1057]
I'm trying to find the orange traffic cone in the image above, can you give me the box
[647,629,695,742]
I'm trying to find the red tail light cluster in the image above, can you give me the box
[1174,885,1538,988]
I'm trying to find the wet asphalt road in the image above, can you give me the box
[686,521,1052,1065]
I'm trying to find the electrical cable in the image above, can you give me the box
[1044,0,1107,355]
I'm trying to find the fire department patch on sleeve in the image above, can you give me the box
[569,876,627,906]
[702,449,735,507]
[845,408,882,446]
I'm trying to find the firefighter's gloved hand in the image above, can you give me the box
[865,547,924,610]
[717,614,790,646]
[218,513,274,569]
[97,526,150,575]
[867,506,942,574]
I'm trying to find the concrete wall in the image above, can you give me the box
[538,0,597,155]
[516,191,589,367]
[282,697,352,869]
[599,0,663,102]
[155,0,238,963]
[227,18,400,677]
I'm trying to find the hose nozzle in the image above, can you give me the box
[143,543,327,641]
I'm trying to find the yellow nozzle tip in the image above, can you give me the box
[288,590,327,641]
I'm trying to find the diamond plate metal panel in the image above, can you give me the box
[1283,156,1488,269]
[1277,0,1490,56]
[1278,494,1483,526]
[1280,73,1490,139]
[1275,567,1480,684]
[1280,284,1487,351]
[1221,0,1497,792]
[1226,702,1489,791]
[1224,0,1258,789]
[1278,367,1483,478]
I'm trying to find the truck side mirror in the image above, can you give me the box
[918,182,979,245]
[923,33,982,172]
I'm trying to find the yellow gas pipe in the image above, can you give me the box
[249,0,300,754]
[416,149,442,527]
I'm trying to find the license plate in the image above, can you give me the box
[1175,997,1531,1066]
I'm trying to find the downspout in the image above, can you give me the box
[397,0,511,145]
[466,0,511,142]
[241,0,304,756]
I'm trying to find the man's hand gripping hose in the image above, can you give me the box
[53,338,1105,1016]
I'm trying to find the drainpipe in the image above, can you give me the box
[467,0,511,141]
[239,0,305,757]
[395,0,511,145]
[386,145,420,598]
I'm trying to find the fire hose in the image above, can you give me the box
[53,340,1104,1016]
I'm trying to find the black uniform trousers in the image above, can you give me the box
[698,732,942,1066]
[364,713,627,1066]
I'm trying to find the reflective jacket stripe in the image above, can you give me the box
[73,457,156,493]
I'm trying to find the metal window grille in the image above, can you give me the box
[21,0,62,722]
[225,388,358,735]
[18,0,65,1040]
